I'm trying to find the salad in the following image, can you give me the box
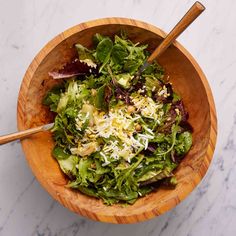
[43,33,192,205]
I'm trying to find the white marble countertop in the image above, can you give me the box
[0,0,235,235]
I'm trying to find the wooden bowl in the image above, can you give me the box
[17,18,217,224]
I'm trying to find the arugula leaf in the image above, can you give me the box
[138,169,163,182]
[94,84,106,110]
[94,84,112,111]
[43,86,63,112]
[96,38,113,72]
[77,185,98,198]
[95,159,110,175]
[175,131,192,156]
[98,188,138,204]
[124,59,142,74]
[138,164,177,185]
[116,155,144,190]
[65,106,78,119]
[111,44,128,64]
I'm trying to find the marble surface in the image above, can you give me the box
[0,0,235,235]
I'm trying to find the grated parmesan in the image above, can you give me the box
[74,98,162,164]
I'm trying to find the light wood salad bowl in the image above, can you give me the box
[17,18,217,224]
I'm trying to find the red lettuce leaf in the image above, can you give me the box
[48,58,97,79]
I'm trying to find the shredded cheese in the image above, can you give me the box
[74,98,163,163]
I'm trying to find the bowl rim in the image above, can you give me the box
[17,17,217,224]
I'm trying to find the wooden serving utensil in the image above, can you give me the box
[139,1,205,72]
[0,1,205,145]
[0,123,54,145]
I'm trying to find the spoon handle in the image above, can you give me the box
[0,123,53,145]
[147,1,205,63]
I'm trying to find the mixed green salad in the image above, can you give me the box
[43,33,193,205]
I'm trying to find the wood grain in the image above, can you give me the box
[17,18,217,224]
[147,1,205,62]
[0,123,53,145]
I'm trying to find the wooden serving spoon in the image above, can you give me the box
[0,1,205,145]
[139,1,205,72]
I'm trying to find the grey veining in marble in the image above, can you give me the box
[0,0,236,235]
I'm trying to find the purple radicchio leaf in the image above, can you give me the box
[48,58,98,79]
[174,100,189,122]
[147,143,156,152]
[159,100,192,134]
[115,86,131,104]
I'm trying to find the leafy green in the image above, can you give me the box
[52,146,70,160]
[75,44,95,61]
[93,33,107,47]
[77,186,98,198]
[96,38,113,72]
[115,73,133,89]
[124,59,142,74]
[43,85,63,112]
[58,155,79,178]
[175,131,192,156]
[94,84,107,110]
[111,44,128,64]
[43,33,193,205]
[78,158,93,186]
[145,76,162,93]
